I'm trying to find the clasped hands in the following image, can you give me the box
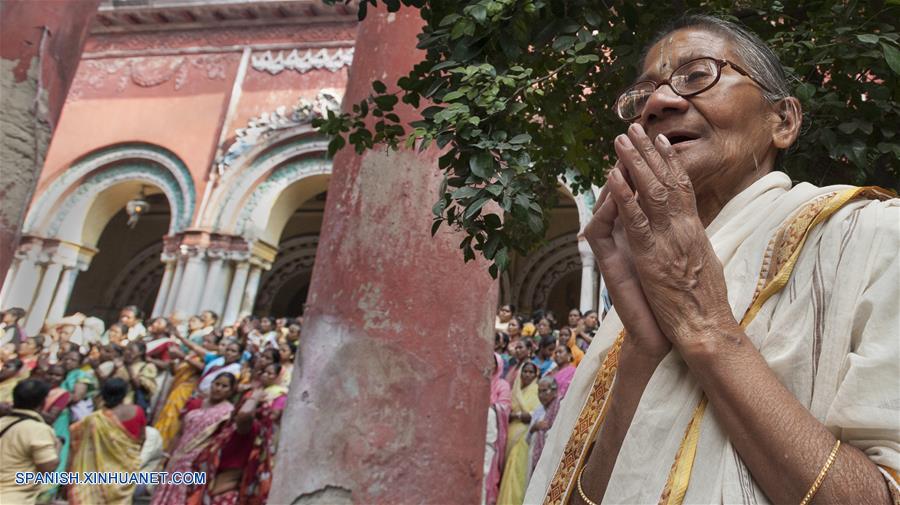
[583,124,737,360]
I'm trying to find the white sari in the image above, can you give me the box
[525,172,899,504]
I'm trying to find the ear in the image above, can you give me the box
[771,96,802,150]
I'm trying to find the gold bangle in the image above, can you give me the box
[577,465,599,505]
[799,439,841,505]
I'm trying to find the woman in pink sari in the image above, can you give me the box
[547,344,575,400]
[151,372,237,505]
[484,352,511,505]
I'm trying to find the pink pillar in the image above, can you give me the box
[0,0,100,287]
[269,6,497,505]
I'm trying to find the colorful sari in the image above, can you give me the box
[151,400,234,505]
[153,360,200,450]
[486,353,512,505]
[62,366,98,422]
[497,372,540,505]
[548,364,575,400]
[68,409,142,505]
[240,384,288,505]
[35,387,72,501]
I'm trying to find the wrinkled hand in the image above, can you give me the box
[582,166,670,361]
[608,124,735,346]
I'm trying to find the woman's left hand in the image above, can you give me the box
[607,124,737,348]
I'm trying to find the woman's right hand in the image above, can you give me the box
[581,172,670,361]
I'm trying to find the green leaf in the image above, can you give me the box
[495,247,509,271]
[431,219,443,237]
[856,34,880,45]
[483,233,500,259]
[327,135,345,156]
[795,83,816,102]
[469,152,494,179]
[469,4,487,22]
[575,54,600,64]
[509,133,531,144]
[552,36,577,52]
[527,211,543,234]
[443,90,466,101]
[451,186,479,199]
[882,42,900,75]
[372,80,387,93]
[465,197,490,219]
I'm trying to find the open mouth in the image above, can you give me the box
[666,135,700,145]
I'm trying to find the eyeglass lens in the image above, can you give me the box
[616,58,720,120]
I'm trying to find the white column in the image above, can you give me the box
[172,247,208,318]
[151,256,177,317]
[25,262,63,334]
[46,266,78,323]
[0,260,20,308]
[222,260,250,326]
[238,263,263,320]
[162,256,187,317]
[5,245,43,309]
[198,249,226,314]
[578,239,597,313]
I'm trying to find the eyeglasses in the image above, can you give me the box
[615,57,772,121]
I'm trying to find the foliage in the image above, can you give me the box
[317,0,900,278]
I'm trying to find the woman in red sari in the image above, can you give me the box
[188,363,287,505]
[151,373,237,505]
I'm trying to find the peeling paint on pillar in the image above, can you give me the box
[0,0,100,287]
[269,5,498,505]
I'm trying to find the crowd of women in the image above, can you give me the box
[485,305,600,505]
[0,305,299,505]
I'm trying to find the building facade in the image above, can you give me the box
[0,0,602,334]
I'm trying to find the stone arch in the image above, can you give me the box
[23,143,194,247]
[512,234,581,312]
[202,91,340,241]
[253,234,319,316]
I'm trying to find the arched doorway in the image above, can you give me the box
[253,187,327,318]
[7,144,193,332]
[68,192,170,322]
[505,188,590,318]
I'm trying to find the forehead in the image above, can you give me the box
[641,28,736,78]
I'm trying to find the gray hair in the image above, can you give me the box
[642,14,800,166]
[642,14,793,104]
[538,376,558,389]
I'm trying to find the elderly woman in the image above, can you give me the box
[527,15,898,505]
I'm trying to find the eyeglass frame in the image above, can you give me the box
[615,57,773,121]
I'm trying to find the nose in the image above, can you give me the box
[638,83,690,127]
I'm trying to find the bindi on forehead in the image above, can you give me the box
[640,29,730,80]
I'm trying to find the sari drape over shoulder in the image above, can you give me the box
[151,401,234,505]
[498,373,540,505]
[239,385,288,505]
[153,360,200,450]
[486,353,512,505]
[525,173,900,504]
[68,409,143,505]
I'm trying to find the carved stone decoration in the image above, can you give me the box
[250,48,354,75]
[216,90,341,172]
[512,234,581,312]
[69,54,229,99]
[24,144,195,239]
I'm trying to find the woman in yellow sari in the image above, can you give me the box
[153,341,209,450]
[497,361,540,505]
[69,378,144,505]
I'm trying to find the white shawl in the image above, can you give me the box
[525,172,900,504]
